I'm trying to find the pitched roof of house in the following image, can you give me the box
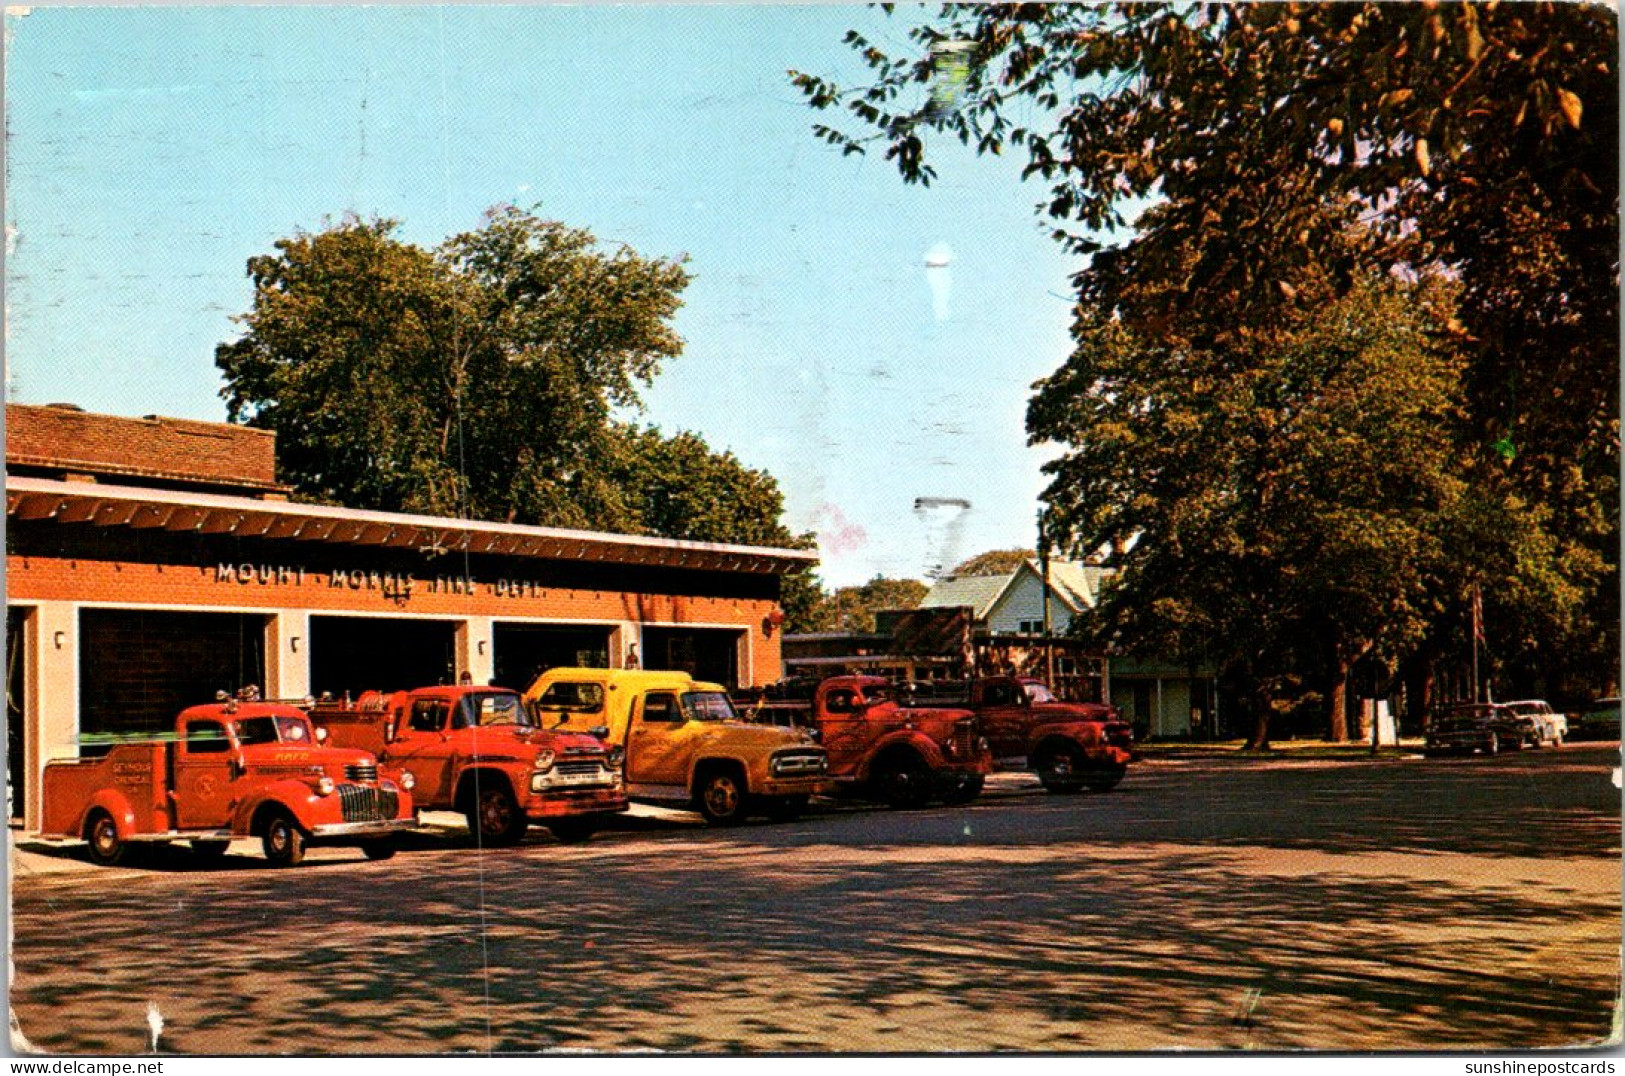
[919,558,1103,621]
[917,573,1015,620]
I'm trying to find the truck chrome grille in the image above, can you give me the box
[952,720,978,758]
[555,760,606,779]
[337,783,398,822]
[771,751,824,776]
[345,762,378,783]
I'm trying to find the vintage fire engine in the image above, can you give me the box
[38,691,416,867]
[740,675,992,808]
[952,676,1134,792]
[308,684,627,845]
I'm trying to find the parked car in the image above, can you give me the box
[1571,697,1621,741]
[1500,700,1567,747]
[1424,703,1534,756]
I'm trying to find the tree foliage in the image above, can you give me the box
[797,2,1619,736]
[218,208,691,527]
[949,548,1034,578]
[805,576,930,634]
[218,208,827,625]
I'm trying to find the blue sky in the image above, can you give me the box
[5,5,1083,588]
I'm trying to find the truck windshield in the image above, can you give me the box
[233,716,315,746]
[680,692,738,722]
[534,682,605,714]
[1024,683,1057,704]
[461,692,533,728]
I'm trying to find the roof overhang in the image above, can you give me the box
[5,476,819,576]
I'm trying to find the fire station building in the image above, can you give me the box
[5,403,814,827]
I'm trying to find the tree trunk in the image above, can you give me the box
[1243,685,1273,751]
[1328,658,1350,743]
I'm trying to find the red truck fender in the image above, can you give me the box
[856,729,949,783]
[230,779,325,837]
[78,787,140,842]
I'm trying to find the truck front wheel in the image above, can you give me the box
[1037,745,1086,794]
[873,750,932,810]
[84,810,128,867]
[468,786,529,847]
[362,839,397,861]
[696,768,748,826]
[261,810,307,867]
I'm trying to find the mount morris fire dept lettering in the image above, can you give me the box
[212,563,543,600]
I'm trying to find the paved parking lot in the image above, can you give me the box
[9,743,1621,1054]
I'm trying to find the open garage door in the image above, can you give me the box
[8,607,28,821]
[641,627,743,689]
[310,617,457,699]
[79,609,267,755]
[493,623,612,690]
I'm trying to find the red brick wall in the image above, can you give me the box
[6,404,279,490]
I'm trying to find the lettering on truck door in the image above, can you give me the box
[175,718,237,829]
[627,692,692,788]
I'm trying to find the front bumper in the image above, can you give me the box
[523,786,630,819]
[757,776,830,798]
[308,818,419,841]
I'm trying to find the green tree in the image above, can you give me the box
[217,207,690,529]
[949,549,1034,578]
[815,576,930,634]
[796,2,1619,726]
[604,424,827,633]
[1049,275,1466,745]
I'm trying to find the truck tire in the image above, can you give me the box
[873,750,932,810]
[546,818,598,844]
[84,809,128,867]
[467,785,529,847]
[1084,764,1127,793]
[1037,744,1086,794]
[261,810,307,867]
[940,774,985,805]
[695,767,748,826]
[191,839,231,864]
[362,839,398,861]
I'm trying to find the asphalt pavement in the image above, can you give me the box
[9,743,1621,1054]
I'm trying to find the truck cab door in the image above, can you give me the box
[817,688,866,779]
[626,692,693,789]
[977,681,1026,759]
[390,699,457,804]
[175,718,239,829]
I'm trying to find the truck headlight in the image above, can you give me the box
[315,776,336,796]
[534,749,556,772]
[399,770,416,792]
[607,745,625,770]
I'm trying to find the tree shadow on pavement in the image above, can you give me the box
[11,747,1618,1054]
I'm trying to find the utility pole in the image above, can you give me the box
[1038,509,1055,689]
